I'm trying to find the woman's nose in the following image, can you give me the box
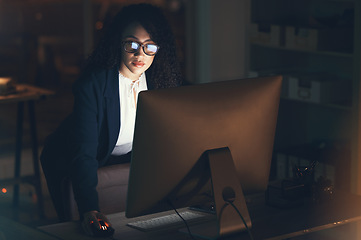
[134,46,147,56]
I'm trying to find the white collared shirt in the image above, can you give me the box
[111,73,147,155]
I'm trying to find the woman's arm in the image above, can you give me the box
[68,72,104,216]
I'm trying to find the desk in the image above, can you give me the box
[0,216,58,240]
[38,192,361,240]
[0,84,54,218]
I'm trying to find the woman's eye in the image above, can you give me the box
[130,42,139,50]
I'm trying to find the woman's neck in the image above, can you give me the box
[120,72,140,82]
[119,71,143,83]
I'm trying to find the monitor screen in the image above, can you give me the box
[126,75,282,238]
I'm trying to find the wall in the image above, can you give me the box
[210,0,250,82]
[186,0,250,84]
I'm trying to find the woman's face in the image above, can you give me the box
[119,23,156,81]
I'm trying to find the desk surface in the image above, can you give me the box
[0,84,54,103]
[38,192,361,240]
[0,216,58,240]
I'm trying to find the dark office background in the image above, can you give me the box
[0,0,360,233]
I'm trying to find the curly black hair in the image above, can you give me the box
[85,3,183,89]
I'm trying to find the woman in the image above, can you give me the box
[40,3,182,235]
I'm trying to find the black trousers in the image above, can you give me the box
[40,151,70,221]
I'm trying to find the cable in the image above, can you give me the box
[167,200,196,240]
[225,201,254,240]
[167,199,254,240]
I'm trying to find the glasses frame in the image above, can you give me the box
[122,41,160,56]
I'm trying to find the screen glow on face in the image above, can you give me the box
[123,41,159,56]
[119,23,156,81]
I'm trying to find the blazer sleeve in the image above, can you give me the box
[67,72,104,216]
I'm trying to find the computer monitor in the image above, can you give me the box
[126,75,282,239]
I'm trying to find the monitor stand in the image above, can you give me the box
[182,147,252,239]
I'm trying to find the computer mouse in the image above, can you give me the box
[90,219,115,237]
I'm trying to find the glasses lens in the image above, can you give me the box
[124,41,139,53]
[144,44,159,56]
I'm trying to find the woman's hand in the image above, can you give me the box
[81,210,112,236]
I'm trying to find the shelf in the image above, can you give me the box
[250,0,359,194]
[327,0,354,2]
[280,97,352,111]
[251,42,354,58]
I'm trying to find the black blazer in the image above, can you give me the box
[41,65,154,215]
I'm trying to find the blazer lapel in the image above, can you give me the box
[104,66,120,155]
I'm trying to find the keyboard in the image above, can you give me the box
[126,210,208,232]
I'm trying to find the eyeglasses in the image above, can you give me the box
[123,41,160,56]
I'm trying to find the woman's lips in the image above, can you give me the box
[132,61,145,68]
